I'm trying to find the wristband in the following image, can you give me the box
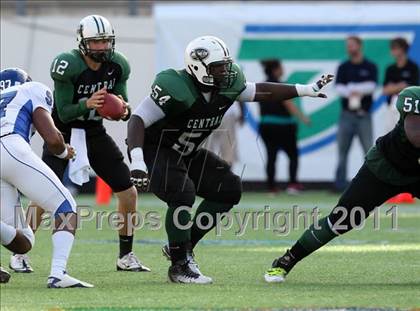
[130,147,148,172]
[295,84,315,97]
[55,147,68,159]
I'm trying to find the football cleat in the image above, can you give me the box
[162,244,201,275]
[116,252,151,272]
[264,267,287,283]
[168,260,212,284]
[0,266,11,283]
[10,254,34,273]
[47,272,93,288]
[264,249,297,283]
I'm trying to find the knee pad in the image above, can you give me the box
[21,227,35,249]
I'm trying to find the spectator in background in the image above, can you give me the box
[334,36,378,192]
[383,37,419,132]
[258,59,311,195]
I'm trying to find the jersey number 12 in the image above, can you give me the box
[51,59,69,76]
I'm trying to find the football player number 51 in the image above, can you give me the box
[403,97,420,114]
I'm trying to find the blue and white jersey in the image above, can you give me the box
[0,81,53,142]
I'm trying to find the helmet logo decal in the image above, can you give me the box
[190,48,209,61]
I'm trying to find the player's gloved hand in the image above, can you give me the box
[129,148,149,191]
[130,167,149,192]
[296,74,334,98]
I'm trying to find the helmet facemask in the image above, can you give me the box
[206,59,237,89]
[190,49,236,89]
[80,36,115,63]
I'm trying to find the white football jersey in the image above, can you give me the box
[0,81,53,142]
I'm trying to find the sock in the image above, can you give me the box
[169,242,187,265]
[119,235,133,258]
[275,216,337,273]
[0,221,17,246]
[166,204,192,243]
[166,204,192,264]
[190,200,232,249]
[50,230,74,278]
[295,216,337,256]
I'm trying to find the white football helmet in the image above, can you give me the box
[77,15,115,63]
[184,36,237,88]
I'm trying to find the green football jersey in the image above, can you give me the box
[366,86,420,185]
[50,49,130,132]
[145,63,246,157]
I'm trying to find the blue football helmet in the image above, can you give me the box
[0,68,32,91]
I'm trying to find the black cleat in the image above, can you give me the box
[0,266,11,284]
[168,260,212,284]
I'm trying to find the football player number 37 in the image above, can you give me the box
[51,59,69,76]
[403,97,420,114]
[151,85,171,106]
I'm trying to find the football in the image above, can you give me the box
[97,93,125,120]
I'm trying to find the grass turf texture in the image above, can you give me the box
[1,192,419,310]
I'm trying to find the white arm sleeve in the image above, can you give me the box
[236,82,256,102]
[26,82,54,113]
[132,96,165,128]
[347,81,377,95]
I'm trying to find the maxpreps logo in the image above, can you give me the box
[238,24,420,155]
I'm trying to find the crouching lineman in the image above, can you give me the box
[264,86,420,283]
[127,35,333,284]
[0,68,93,288]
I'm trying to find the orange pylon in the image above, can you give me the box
[96,177,112,205]
[387,193,415,204]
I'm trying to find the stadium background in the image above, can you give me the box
[1,1,419,185]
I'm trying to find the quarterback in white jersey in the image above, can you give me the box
[0,68,92,288]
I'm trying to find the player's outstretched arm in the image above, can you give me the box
[252,74,334,103]
[33,108,75,159]
[405,114,420,148]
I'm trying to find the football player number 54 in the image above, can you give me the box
[173,132,203,156]
[51,59,69,76]
[151,85,171,106]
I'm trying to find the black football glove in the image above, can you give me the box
[130,169,149,192]
[312,74,334,98]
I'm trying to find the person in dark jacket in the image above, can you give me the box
[259,59,310,195]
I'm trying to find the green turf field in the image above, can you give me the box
[1,192,419,310]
